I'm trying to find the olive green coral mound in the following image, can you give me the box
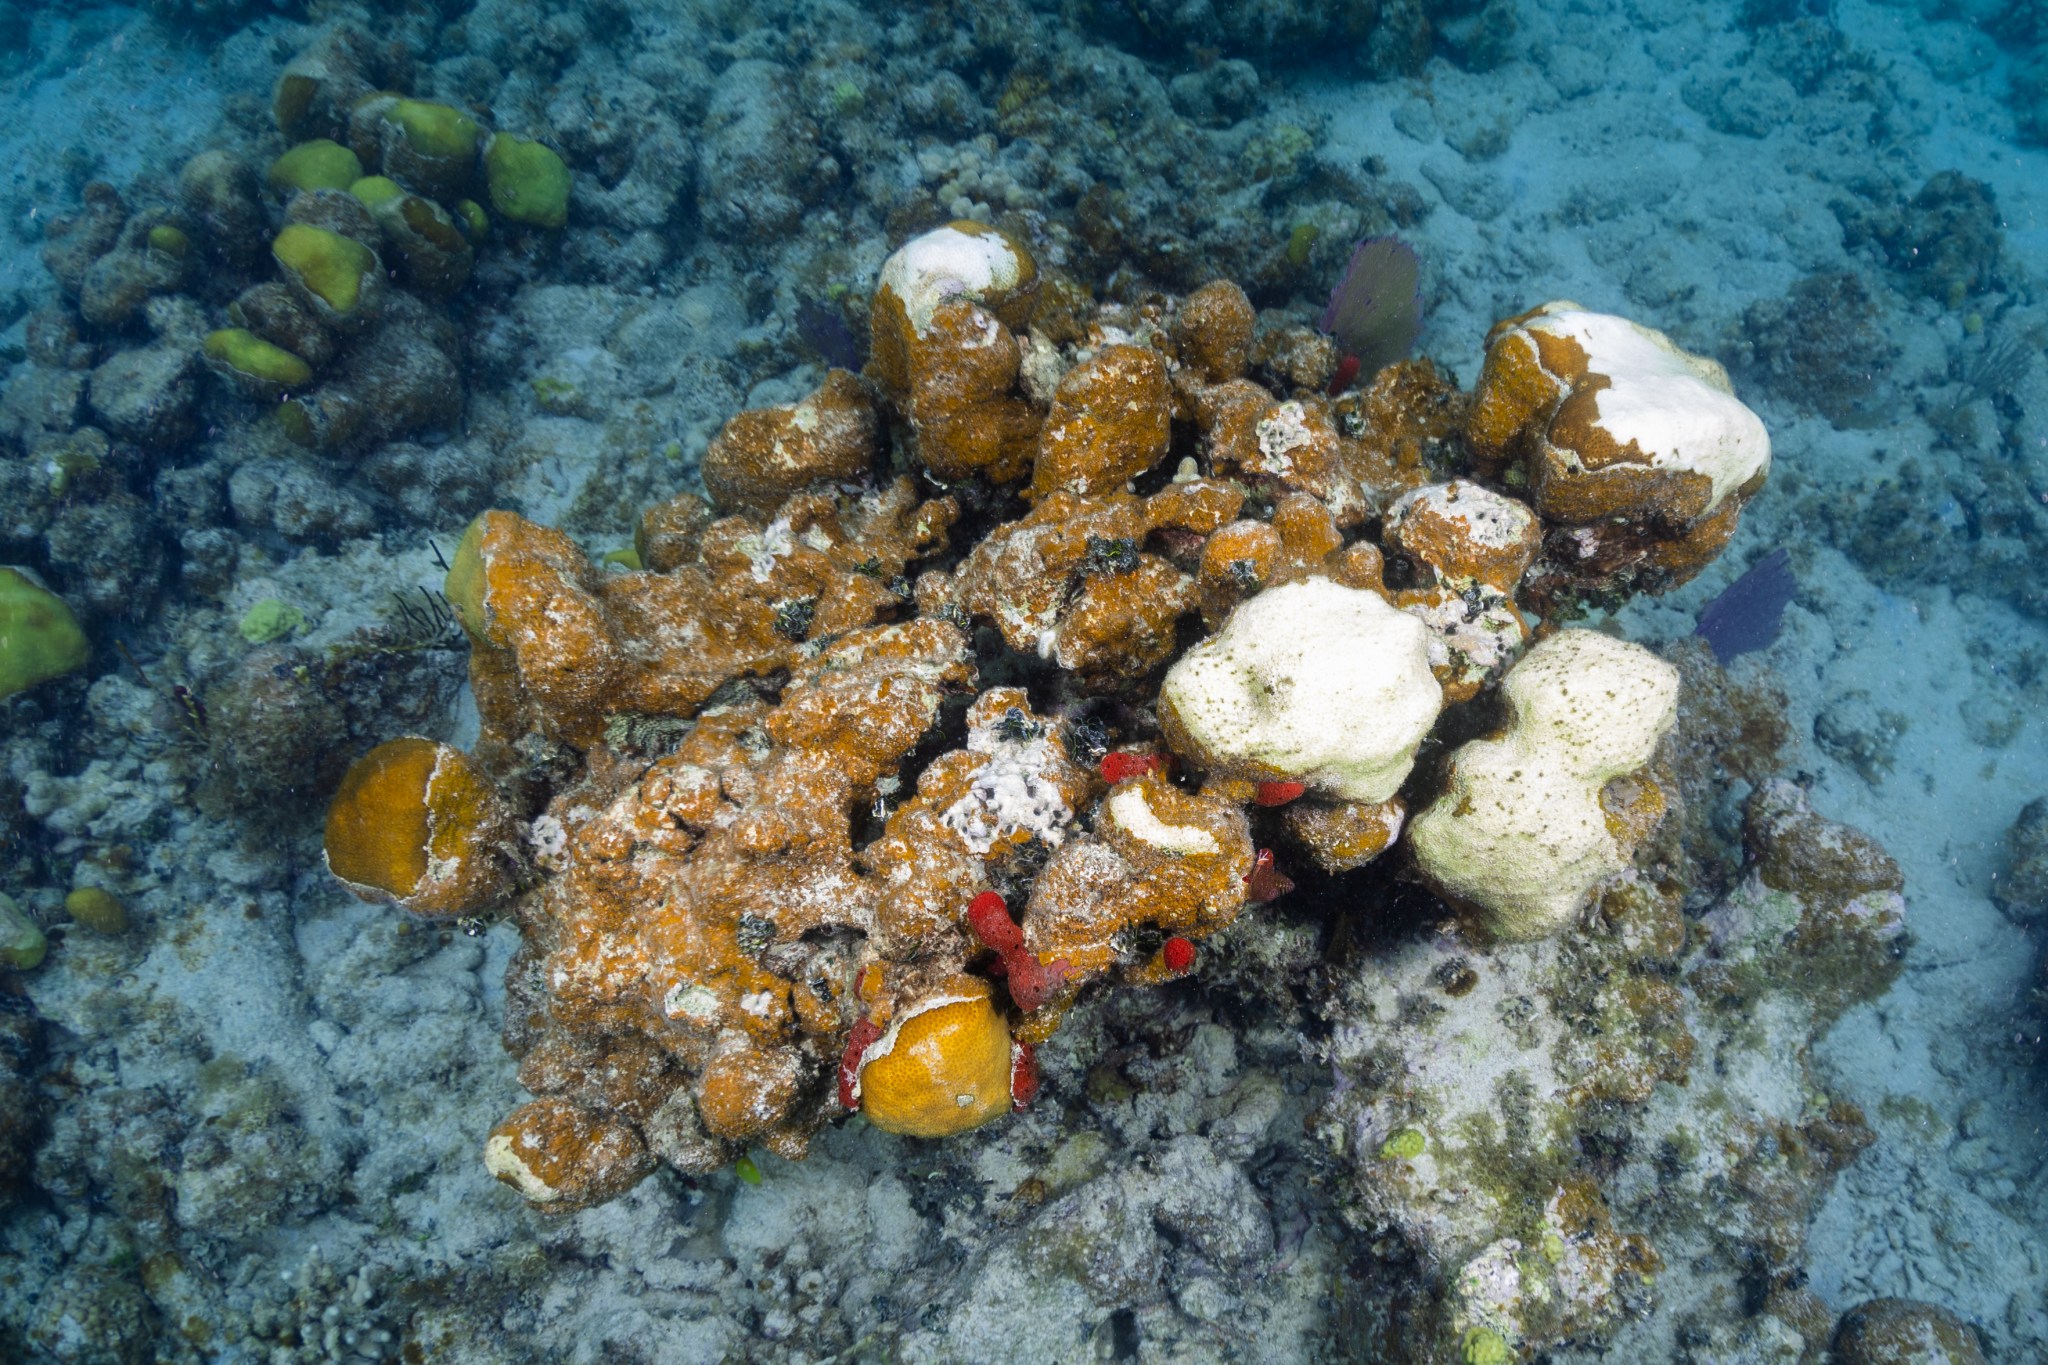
[0,567,90,701]
[483,133,572,229]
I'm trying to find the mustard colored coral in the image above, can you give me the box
[323,737,519,918]
[851,978,1017,1138]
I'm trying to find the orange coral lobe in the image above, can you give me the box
[857,981,1016,1138]
[323,736,513,917]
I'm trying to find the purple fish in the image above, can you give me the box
[1318,237,1423,378]
[796,296,860,371]
[1695,547,1796,664]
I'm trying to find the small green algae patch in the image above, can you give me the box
[238,599,306,644]
[204,329,313,389]
[268,139,364,194]
[1461,1326,1513,1365]
[734,1154,763,1186]
[530,375,579,411]
[0,566,90,700]
[272,224,376,315]
[65,887,129,936]
[1379,1127,1427,1160]
[444,515,489,643]
[147,224,190,259]
[453,199,490,238]
[1286,222,1321,268]
[484,134,572,229]
[0,894,46,971]
[348,175,406,210]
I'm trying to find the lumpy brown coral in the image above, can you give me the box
[326,226,1778,1213]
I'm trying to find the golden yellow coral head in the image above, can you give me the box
[323,736,515,917]
[857,977,1015,1138]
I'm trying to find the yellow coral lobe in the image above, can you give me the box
[858,983,1013,1138]
[323,737,510,917]
[443,512,492,644]
[324,737,438,899]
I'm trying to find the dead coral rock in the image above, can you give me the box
[862,689,1092,958]
[1467,302,1771,609]
[1200,386,1367,525]
[1172,279,1257,382]
[1023,774,1254,1035]
[1695,778,1905,1024]
[1383,480,1540,592]
[450,480,953,748]
[512,617,972,1173]
[1030,342,1172,498]
[484,1097,655,1213]
[1282,795,1405,874]
[87,342,199,450]
[41,182,128,297]
[1994,797,2048,923]
[870,222,1043,483]
[1332,356,1465,510]
[1197,518,1284,628]
[320,262,1791,1224]
[1830,1297,1986,1365]
[944,489,1195,687]
[1250,319,1339,393]
[702,367,880,513]
[1747,777,1903,906]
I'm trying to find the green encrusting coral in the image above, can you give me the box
[347,174,406,209]
[0,567,89,700]
[268,139,364,194]
[147,224,191,258]
[484,133,572,228]
[64,887,129,936]
[1460,1326,1513,1365]
[204,328,314,390]
[388,98,482,163]
[272,224,377,315]
[238,598,307,644]
[1379,1126,1427,1160]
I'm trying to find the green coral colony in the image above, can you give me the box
[197,81,570,425]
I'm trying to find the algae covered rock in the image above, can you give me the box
[1994,797,2048,922]
[0,892,47,970]
[1831,1297,1986,1365]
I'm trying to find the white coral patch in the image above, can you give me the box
[1254,400,1313,475]
[1517,303,1771,510]
[940,736,1073,856]
[878,224,1029,335]
[1408,629,1678,940]
[1160,578,1443,804]
[1106,785,1218,856]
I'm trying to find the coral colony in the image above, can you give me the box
[308,218,1914,1358]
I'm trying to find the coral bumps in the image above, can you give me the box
[325,226,1788,1236]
